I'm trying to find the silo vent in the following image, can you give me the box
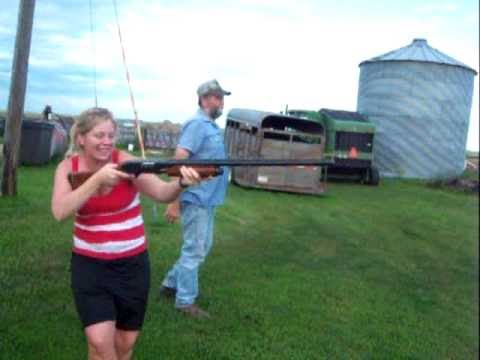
[412,38,427,46]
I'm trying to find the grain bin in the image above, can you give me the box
[357,38,477,179]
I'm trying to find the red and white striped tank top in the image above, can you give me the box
[72,149,147,260]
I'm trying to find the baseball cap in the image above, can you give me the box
[197,79,231,97]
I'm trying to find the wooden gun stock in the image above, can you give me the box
[68,172,96,190]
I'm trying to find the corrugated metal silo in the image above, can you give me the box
[357,38,477,179]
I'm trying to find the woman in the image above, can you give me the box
[51,107,200,360]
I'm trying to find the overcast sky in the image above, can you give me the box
[0,0,478,150]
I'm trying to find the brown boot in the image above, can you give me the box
[159,286,177,300]
[177,304,211,319]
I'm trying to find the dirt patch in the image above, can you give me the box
[447,178,479,193]
[428,177,479,194]
[466,158,478,171]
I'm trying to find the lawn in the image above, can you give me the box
[0,162,478,359]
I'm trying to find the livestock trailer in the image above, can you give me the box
[224,108,328,194]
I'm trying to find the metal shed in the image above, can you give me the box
[357,38,477,179]
[224,108,328,194]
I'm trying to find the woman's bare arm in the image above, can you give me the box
[51,159,132,221]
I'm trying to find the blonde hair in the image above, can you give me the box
[65,107,116,158]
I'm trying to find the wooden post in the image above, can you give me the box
[1,0,36,196]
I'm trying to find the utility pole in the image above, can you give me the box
[1,0,36,196]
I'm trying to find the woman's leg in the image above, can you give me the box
[84,321,117,360]
[115,329,140,360]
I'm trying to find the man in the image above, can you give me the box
[42,105,52,121]
[160,79,231,318]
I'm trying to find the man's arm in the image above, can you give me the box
[164,147,190,223]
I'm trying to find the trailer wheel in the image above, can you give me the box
[367,166,380,186]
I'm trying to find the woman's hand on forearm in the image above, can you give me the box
[93,163,134,187]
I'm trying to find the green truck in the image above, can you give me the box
[287,108,379,185]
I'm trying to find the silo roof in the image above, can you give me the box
[360,38,477,74]
[319,109,369,123]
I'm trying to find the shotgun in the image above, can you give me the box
[68,158,334,189]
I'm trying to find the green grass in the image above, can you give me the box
[0,163,478,359]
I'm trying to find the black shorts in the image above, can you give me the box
[70,251,150,330]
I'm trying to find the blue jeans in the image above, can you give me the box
[162,203,215,308]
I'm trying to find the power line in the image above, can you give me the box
[88,0,98,107]
[112,0,146,159]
